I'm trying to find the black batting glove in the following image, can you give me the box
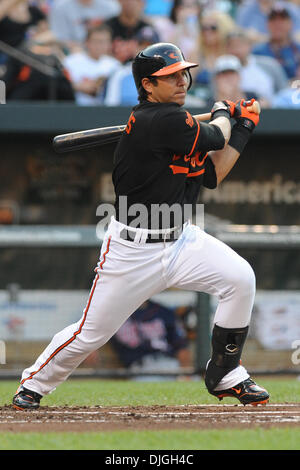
[210,101,233,121]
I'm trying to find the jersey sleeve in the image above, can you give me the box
[203,155,217,189]
[152,105,225,155]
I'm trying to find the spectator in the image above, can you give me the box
[252,3,300,80]
[226,29,280,105]
[235,0,300,43]
[2,39,75,101]
[149,0,202,61]
[191,9,236,86]
[104,25,159,106]
[226,29,288,96]
[49,0,120,53]
[109,299,191,381]
[0,0,49,49]
[205,54,259,109]
[63,24,120,105]
[105,0,155,64]
[272,62,300,107]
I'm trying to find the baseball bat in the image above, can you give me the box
[53,101,260,154]
[53,124,127,153]
[193,100,260,122]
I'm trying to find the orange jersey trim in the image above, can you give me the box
[21,236,112,386]
[187,168,205,177]
[196,152,208,166]
[187,120,200,157]
[169,164,189,175]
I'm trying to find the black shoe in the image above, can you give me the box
[12,385,42,410]
[210,377,270,406]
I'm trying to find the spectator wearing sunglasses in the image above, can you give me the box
[190,10,236,87]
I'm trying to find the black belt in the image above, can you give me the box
[120,226,183,243]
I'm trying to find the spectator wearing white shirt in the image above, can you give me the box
[225,29,281,106]
[104,25,159,106]
[204,55,260,109]
[49,0,120,52]
[63,24,121,105]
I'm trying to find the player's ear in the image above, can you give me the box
[141,77,152,94]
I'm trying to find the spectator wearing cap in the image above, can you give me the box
[49,0,120,53]
[205,54,259,109]
[252,3,300,80]
[236,0,300,43]
[104,25,159,106]
[63,24,121,105]
[105,0,155,64]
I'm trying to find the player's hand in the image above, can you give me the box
[210,101,231,120]
[210,100,235,120]
[234,99,260,131]
[223,100,236,117]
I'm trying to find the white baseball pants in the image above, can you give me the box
[21,217,255,395]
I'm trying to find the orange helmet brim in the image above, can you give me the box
[151,61,198,77]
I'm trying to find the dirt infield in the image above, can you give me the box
[1,404,300,432]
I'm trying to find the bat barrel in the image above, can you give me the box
[53,125,126,153]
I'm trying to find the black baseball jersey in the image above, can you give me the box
[112,101,225,229]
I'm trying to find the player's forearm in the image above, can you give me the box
[209,121,254,185]
[209,145,240,185]
[209,117,231,146]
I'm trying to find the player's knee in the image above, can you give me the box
[234,260,256,296]
[223,259,255,299]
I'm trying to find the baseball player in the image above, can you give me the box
[13,43,269,410]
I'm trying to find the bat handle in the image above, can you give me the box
[243,100,261,114]
[193,100,261,123]
[192,112,211,122]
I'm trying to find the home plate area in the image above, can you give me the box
[1,404,300,432]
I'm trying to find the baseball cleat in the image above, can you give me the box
[12,385,42,410]
[209,377,269,406]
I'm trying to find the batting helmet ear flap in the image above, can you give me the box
[132,54,166,90]
[186,69,193,91]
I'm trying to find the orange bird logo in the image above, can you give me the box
[185,111,194,128]
[169,52,180,59]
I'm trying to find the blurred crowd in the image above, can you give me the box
[0,0,300,108]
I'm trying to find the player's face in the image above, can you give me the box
[145,69,189,105]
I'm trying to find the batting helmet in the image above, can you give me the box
[132,42,198,92]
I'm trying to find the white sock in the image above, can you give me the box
[213,365,249,391]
